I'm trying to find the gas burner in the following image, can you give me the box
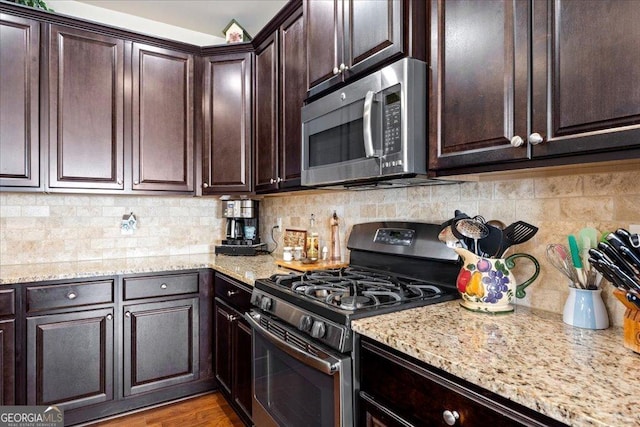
[339,295,372,310]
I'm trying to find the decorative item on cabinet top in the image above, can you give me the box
[222,19,252,43]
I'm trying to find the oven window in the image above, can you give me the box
[254,331,338,427]
[308,119,365,167]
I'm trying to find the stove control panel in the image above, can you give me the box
[373,228,415,246]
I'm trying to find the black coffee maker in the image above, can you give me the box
[215,200,266,256]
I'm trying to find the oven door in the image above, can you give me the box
[245,310,353,427]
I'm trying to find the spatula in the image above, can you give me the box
[497,221,538,257]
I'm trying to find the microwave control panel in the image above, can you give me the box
[382,87,404,173]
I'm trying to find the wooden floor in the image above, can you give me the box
[89,393,245,427]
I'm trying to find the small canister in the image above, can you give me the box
[283,247,293,262]
[293,246,303,261]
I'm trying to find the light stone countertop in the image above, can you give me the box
[351,301,639,427]
[0,253,284,286]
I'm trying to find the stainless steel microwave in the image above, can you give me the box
[302,58,440,188]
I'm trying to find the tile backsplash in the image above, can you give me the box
[1,166,638,326]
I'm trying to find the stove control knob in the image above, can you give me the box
[250,293,262,307]
[311,320,326,338]
[260,297,272,311]
[299,315,313,332]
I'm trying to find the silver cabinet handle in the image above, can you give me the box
[67,292,77,300]
[160,283,168,289]
[333,66,340,75]
[443,410,459,426]
[339,63,348,72]
[528,132,544,145]
[227,290,239,297]
[510,135,525,147]
[125,311,131,318]
[106,314,112,320]
[203,182,209,188]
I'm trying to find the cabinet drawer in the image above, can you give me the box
[124,273,198,300]
[214,274,251,313]
[0,289,16,316]
[26,280,114,313]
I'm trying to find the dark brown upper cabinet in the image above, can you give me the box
[201,50,253,194]
[254,7,306,193]
[0,14,40,189]
[429,0,640,173]
[131,43,194,192]
[47,24,125,190]
[305,0,424,98]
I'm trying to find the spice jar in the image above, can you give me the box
[283,247,293,262]
[293,246,303,261]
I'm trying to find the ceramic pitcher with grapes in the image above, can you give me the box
[453,248,540,313]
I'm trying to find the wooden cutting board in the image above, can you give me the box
[275,259,348,272]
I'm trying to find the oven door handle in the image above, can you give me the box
[245,312,341,375]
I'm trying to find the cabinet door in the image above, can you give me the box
[428,0,529,171]
[254,33,279,193]
[345,0,402,76]
[530,0,640,158]
[0,319,15,405]
[0,14,40,188]
[202,52,252,194]
[132,43,194,192]
[279,8,306,189]
[123,298,199,396]
[233,318,252,421]
[214,300,233,394]
[305,0,343,93]
[26,308,114,410]
[48,25,124,190]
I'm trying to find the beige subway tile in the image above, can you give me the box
[22,206,50,217]
[91,238,115,250]
[359,204,377,218]
[559,197,614,221]
[583,171,640,196]
[432,184,461,201]
[514,199,560,223]
[613,195,640,222]
[6,194,37,205]
[460,181,493,201]
[534,175,583,198]
[0,205,20,217]
[493,179,535,200]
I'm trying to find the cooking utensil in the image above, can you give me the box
[606,233,640,272]
[498,221,538,256]
[630,233,640,249]
[487,219,506,230]
[454,218,488,255]
[614,228,640,258]
[627,291,640,310]
[568,235,586,288]
[477,223,503,258]
[597,241,638,278]
[438,225,462,249]
[546,243,579,284]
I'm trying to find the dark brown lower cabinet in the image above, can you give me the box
[358,337,566,427]
[123,298,199,396]
[26,308,114,410]
[214,273,253,425]
[0,319,15,405]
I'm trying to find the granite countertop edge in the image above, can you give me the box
[0,253,283,287]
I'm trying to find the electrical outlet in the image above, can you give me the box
[277,217,283,230]
[629,224,640,234]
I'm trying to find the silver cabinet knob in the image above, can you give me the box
[67,292,77,300]
[528,132,544,145]
[160,283,168,289]
[339,63,348,72]
[270,178,276,184]
[125,311,131,318]
[133,180,139,185]
[510,135,525,147]
[106,314,113,320]
[227,290,239,297]
[442,410,459,426]
[203,182,209,188]
[276,177,282,183]
[333,66,340,75]
[117,178,123,185]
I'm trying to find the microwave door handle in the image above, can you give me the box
[363,90,379,158]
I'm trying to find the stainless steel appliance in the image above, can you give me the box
[301,58,453,189]
[215,200,266,256]
[246,222,461,426]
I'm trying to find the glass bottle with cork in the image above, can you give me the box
[306,213,319,261]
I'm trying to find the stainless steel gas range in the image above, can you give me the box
[245,222,462,427]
